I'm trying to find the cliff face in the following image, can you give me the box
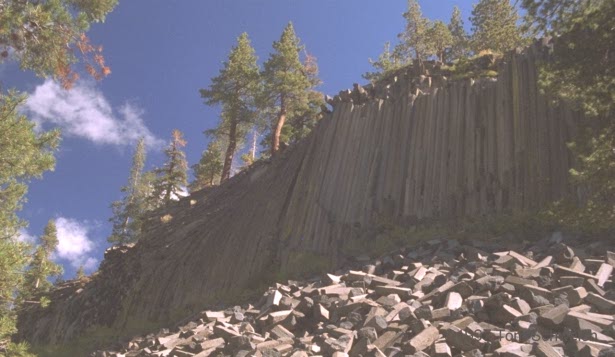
[17,43,580,348]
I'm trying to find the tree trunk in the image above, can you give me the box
[163,145,176,204]
[221,119,237,181]
[271,94,286,156]
[164,183,172,203]
[163,170,173,204]
[251,129,257,160]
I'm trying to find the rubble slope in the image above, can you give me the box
[94,234,615,357]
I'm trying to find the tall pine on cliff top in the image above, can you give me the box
[470,0,525,54]
[108,138,150,244]
[397,0,431,62]
[284,52,324,145]
[200,33,261,181]
[23,220,62,296]
[262,23,313,156]
[426,21,453,63]
[448,6,469,60]
[152,130,188,206]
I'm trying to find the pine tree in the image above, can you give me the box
[285,52,324,144]
[522,0,615,232]
[200,33,261,181]
[426,21,453,63]
[23,220,63,297]
[522,0,614,117]
[262,23,315,156]
[397,0,431,62]
[0,0,117,88]
[108,138,150,244]
[448,6,469,60]
[75,266,86,280]
[0,91,59,345]
[0,91,59,240]
[363,42,406,82]
[521,0,588,37]
[286,90,325,144]
[190,141,224,191]
[152,130,188,206]
[470,0,525,54]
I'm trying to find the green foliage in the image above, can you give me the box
[0,91,60,239]
[0,239,31,345]
[470,0,526,54]
[448,6,469,61]
[2,341,37,357]
[521,0,615,234]
[262,23,322,155]
[521,0,589,36]
[200,33,261,181]
[445,51,502,80]
[526,0,614,118]
[0,0,117,88]
[285,88,324,144]
[542,126,615,235]
[190,140,224,191]
[426,20,453,63]
[363,42,405,82]
[38,296,50,309]
[75,265,86,280]
[151,130,188,207]
[263,23,311,107]
[108,138,152,245]
[0,90,58,352]
[200,33,260,112]
[397,0,431,61]
[240,153,255,170]
[365,3,468,82]
[22,220,63,298]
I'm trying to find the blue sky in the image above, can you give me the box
[2,0,476,278]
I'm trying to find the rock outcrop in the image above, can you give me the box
[93,234,615,357]
[17,41,583,349]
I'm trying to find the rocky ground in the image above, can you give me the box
[93,233,615,357]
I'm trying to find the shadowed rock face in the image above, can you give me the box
[17,43,580,347]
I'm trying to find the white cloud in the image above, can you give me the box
[23,80,163,148]
[81,257,99,271]
[55,217,98,271]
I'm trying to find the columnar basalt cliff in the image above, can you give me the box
[17,43,581,349]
